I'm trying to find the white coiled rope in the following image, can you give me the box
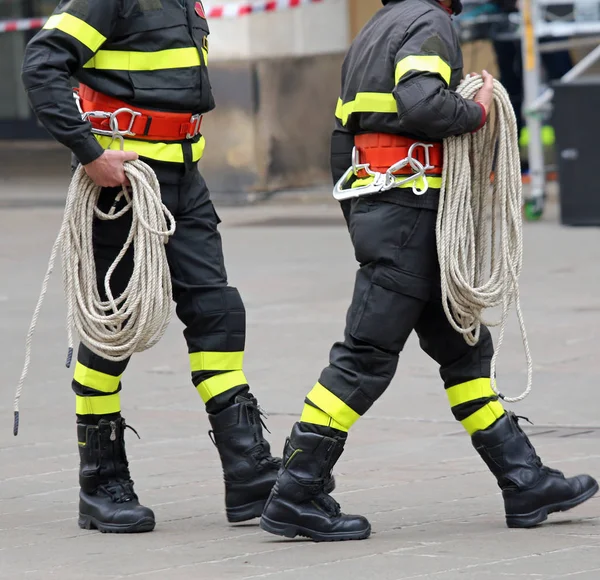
[437,75,532,403]
[13,159,175,434]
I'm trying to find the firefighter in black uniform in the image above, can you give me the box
[21,0,281,533]
[260,0,598,541]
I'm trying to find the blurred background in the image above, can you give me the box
[0,0,599,220]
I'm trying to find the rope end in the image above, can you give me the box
[65,347,73,368]
[13,411,19,436]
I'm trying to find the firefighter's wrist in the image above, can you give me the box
[472,101,487,132]
[72,135,105,166]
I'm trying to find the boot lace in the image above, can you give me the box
[246,399,280,469]
[98,421,141,503]
[100,480,139,503]
[514,414,563,477]
[313,490,342,517]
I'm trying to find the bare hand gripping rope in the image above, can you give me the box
[437,76,533,403]
[13,160,175,435]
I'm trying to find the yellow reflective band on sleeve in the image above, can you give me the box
[94,135,206,163]
[43,13,106,52]
[201,47,208,66]
[461,401,505,435]
[196,370,248,404]
[335,92,397,126]
[189,351,244,372]
[395,55,452,86]
[300,403,348,432]
[446,378,495,408]
[305,382,360,431]
[75,393,121,415]
[73,362,121,394]
[83,47,201,70]
[351,175,442,190]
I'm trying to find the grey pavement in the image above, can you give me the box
[1,175,600,579]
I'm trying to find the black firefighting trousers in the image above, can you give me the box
[72,160,248,419]
[300,197,505,436]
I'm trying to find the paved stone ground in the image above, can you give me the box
[1,172,600,579]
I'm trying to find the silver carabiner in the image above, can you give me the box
[333,146,387,201]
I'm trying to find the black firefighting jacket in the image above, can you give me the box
[331,0,485,209]
[21,0,214,165]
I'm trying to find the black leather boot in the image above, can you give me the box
[472,411,598,528]
[78,417,155,533]
[260,422,371,541]
[208,393,282,523]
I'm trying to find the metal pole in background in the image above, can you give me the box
[521,0,546,220]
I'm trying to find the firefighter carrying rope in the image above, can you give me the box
[259,0,599,542]
[20,0,283,533]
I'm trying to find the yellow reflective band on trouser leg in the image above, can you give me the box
[304,382,361,431]
[446,378,505,435]
[73,361,122,393]
[76,393,121,415]
[94,135,206,164]
[446,378,496,408]
[189,351,244,372]
[300,403,348,432]
[196,370,248,404]
[460,401,505,435]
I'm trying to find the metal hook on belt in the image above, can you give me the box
[332,141,436,200]
[73,91,141,147]
[333,147,387,201]
[383,143,435,196]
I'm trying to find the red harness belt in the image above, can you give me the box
[75,83,203,141]
[354,133,443,178]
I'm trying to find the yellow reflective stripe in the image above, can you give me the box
[197,370,247,403]
[94,135,206,163]
[84,47,201,71]
[189,351,244,372]
[335,92,397,125]
[351,175,442,190]
[461,402,505,435]
[201,47,208,66]
[305,382,360,431]
[43,13,106,52]
[335,98,343,119]
[75,393,121,415]
[446,378,495,408]
[300,403,348,432]
[73,362,121,393]
[395,55,452,86]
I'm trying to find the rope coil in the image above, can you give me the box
[437,76,532,403]
[13,160,175,435]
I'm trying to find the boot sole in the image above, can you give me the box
[227,499,266,523]
[506,480,600,529]
[78,514,156,534]
[259,514,371,542]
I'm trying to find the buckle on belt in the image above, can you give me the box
[74,91,141,149]
[186,114,202,139]
[332,142,436,202]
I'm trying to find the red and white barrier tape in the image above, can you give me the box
[0,17,46,33]
[0,0,324,33]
